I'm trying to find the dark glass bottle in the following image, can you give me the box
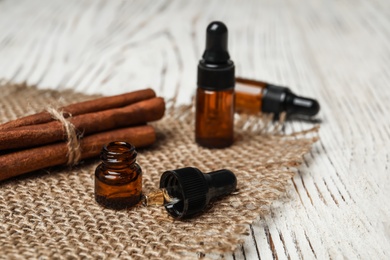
[196,21,235,148]
[196,87,234,148]
[95,141,142,209]
[235,77,320,118]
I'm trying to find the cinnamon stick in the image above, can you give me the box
[0,125,156,182]
[0,88,156,130]
[0,97,165,150]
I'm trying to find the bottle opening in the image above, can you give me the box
[101,141,137,165]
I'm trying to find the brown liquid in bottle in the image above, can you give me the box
[95,141,142,209]
[235,77,266,114]
[195,88,234,148]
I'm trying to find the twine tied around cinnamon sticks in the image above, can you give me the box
[0,88,165,182]
[46,107,81,165]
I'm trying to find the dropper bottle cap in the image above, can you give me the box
[197,21,235,90]
[159,167,237,219]
[262,84,320,117]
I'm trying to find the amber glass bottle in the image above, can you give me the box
[235,77,266,114]
[195,21,235,148]
[95,141,142,209]
[235,77,320,118]
[196,88,234,148]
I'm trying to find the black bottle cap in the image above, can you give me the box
[159,167,237,219]
[262,84,320,118]
[197,21,235,90]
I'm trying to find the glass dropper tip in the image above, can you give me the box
[142,188,180,207]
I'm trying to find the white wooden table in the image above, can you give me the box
[1,0,389,258]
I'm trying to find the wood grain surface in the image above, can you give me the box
[1,0,389,259]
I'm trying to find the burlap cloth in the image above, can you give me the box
[0,82,318,259]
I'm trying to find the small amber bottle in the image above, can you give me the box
[195,21,235,148]
[95,141,142,209]
[235,77,320,118]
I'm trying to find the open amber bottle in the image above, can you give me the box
[95,141,142,210]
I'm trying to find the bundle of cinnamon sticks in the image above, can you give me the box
[0,88,165,182]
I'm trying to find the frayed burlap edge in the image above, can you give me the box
[0,82,319,259]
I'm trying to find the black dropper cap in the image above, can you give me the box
[159,167,237,219]
[197,21,235,90]
[262,84,320,118]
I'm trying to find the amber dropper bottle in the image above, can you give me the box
[95,141,142,210]
[235,77,320,118]
[195,21,235,148]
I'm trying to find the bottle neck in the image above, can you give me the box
[101,141,137,169]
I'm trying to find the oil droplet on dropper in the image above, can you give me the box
[142,188,180,207]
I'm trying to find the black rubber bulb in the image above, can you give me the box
[262,85,320,118]
[197,21,235,90]
[284,92,320,117]
[159,167,237,219]
[202,21,230,64]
